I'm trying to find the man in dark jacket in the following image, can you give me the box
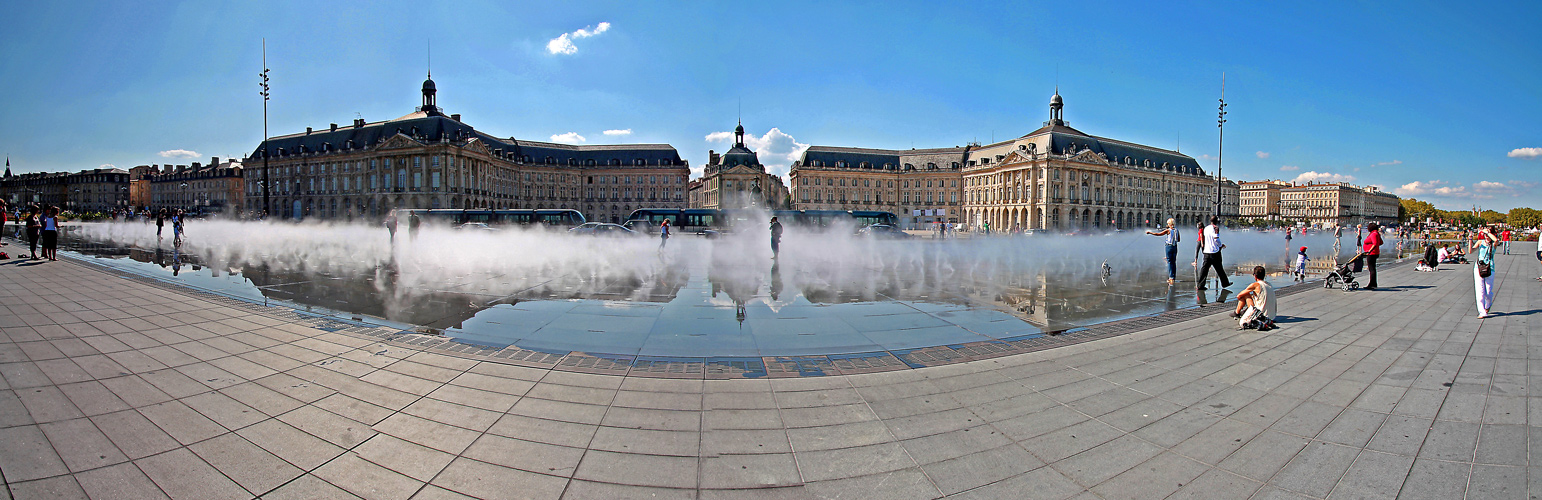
[770,217,784,259]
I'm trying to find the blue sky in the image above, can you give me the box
[2,0,1539,211]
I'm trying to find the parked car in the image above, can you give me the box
[857,224,912,239]
[568,222,639,237]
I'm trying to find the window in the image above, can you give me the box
[431,172,441,188]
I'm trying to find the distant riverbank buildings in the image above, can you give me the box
[790,91,1215,231]
[245,76,688,221]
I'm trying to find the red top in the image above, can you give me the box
[1363,230,1382,255]
[1502,230,1511,241]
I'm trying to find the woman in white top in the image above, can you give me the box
[40,206,60,261]
[1145,218,1179,285]
[1472,225,1498,318]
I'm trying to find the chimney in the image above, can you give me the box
[330,123,338,132]
[305,127,312,134]
[210,157,220,167]
[709,150,720,165]
[191,162,201,170]
[451,114,461,122]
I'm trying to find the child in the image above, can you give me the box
[1295,246,1309,281]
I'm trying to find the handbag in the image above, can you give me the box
[1478,245,1493,278]
[1478,262,1492,278]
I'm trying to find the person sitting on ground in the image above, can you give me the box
[1231,265,1277,330]
[1436,244,1450,264]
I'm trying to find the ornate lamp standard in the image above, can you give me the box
[259,39,272,219]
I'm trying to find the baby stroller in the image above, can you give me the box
[1324,253,1363,291]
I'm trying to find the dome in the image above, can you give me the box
[734,123,745,135]
[719,145,760,167]
[1050,92,1062,106]
[422,78,436,92]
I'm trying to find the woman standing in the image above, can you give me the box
[1145,218,1179,285]
[24,207,41,260]
[1362,222,1383,290]
[40,206,60,261]
[658,219,671,250]
[1473,225,1499,318]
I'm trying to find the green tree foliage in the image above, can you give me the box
[1400,198,1439,221]
[1509,207,1542,228]
[1480,210,1506,224]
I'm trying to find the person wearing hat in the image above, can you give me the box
[1295,246,1310,282]
[1362,222,1383,290]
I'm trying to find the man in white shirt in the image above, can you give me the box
[1196,216,1232,290]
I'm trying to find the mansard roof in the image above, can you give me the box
[251,114,683,166]
[1020,122,1205,176]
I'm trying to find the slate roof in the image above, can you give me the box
[251,114,683,166]
[1020,123,1206,176]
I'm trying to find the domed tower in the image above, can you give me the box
[420,73,441,116]
[1049,88,1064,126]
[719,120,761,168]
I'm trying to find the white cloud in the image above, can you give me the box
[1279,165,1299,171]
[1372,159,1402,166]
[602,129,631,136]
[1507,147,1542,159]
[547,22,611,55]
[1396,180,1467,198]
[550,132,586,144]
[158,149,200,159]
[1395,179,1532,200]
[1509,180,1538,189]
[1199,154,1218,161]
[99,164,115,169]
[705,127,811,177]
[1255,151,1270,159]
[1292,171,1356,184]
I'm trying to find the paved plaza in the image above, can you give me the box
[0,246,1539,499]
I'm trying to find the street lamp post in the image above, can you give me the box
[259,39,271,219]
[1214,73,1228,221]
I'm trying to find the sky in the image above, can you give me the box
[1,0,1539,211]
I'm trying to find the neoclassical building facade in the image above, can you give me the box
[959,91,1215,231]
[244,76,689,222]
[690,122,789,210]
[788,146,965,228]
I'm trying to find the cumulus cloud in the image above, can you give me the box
[1255,151,1270,159]
[1292,171,1356,184]
[602,129,631,136]
[1373,159,1402,166]
[1395,180,1466,198]
[547,22,611,55]
[1507,147,1541,159]
[550,132,585,144]
[1396,179,1531,199]
[705,127,811,176]
[1279,165,1299,171]
[99,164,115,169]
[158,149,200,159]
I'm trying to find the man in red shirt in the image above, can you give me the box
[1502,228,1512,255]
[1362,222,1383,290]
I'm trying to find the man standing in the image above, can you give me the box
[1502,228,1512,255]
[1196,216,1232,291]
[769,217,783,259]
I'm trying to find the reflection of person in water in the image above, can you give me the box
[170,245,182,276]
[769,262,783,301]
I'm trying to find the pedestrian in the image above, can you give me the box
[659,219,671,250]
[1295,246,1309,282]
[172,210,184,244]
[1501,228,1512,255]
[1285,226,1293,246]
[1145,218,1179,285]
[769,216,783,259]
[1355,224,1363,249]
[385,212,399,244]
[407,212,421,240]
[1472,225,1499,318]
[24,207,41,259]
[40,206,59,261]
[155,209,165,239]
[1196,216,1232,290]
[1362,222,1382,290]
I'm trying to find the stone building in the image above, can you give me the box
[960,91,1213,231]
[147,158,244,213]
[244,75,689,222]
[129,165,156,209]
[1239,180,1290,220]
[1218,178,1241,219]
[1280,182,1400,228]
[691,122,789,210]
[0,168,129,213]
[788,146,965,228]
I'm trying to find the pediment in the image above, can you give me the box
[379,133,421,150]
[1069,149,1110,165]
[461,138,491,155]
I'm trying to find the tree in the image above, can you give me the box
[1400,198,1439,222]
[1508,207,1542,229]
[1480,210,1506,225]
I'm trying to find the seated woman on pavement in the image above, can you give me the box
[1231,265,1277,330]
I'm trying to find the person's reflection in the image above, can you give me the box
[769,262,783,301]
[1165,285,1178,311]
[153,247,166,268]
[170,245,182,276]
